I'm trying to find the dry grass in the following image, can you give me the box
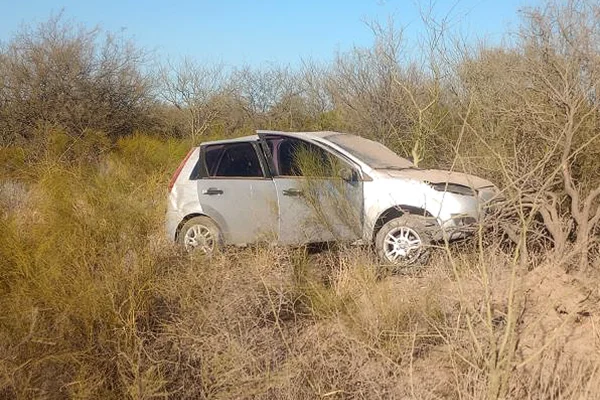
[1,133,599,399]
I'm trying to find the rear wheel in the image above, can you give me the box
[375,215,431,267]
[177,216,221,254]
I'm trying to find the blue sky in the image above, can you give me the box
[1,0,535,67]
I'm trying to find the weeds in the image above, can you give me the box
[1,133,599,398]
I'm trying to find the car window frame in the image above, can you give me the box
[261,134,362,180]
[195,141,273,180]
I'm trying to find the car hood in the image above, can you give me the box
[380,168,495,189]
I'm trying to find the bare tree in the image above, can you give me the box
[326,20,412,146]
[0,14,153,144]
[325,18,452,166]
[519,0,600,269]
[298,59,333,120]
[456,0,600,269]
[159,58,229,140]
[230,64,306,131]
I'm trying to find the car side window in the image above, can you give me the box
[269,137,335,177]
[204,142,264,178]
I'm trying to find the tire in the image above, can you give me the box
[177,216,221,254]
[375,214,432,268]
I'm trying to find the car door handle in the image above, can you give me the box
[283,188,303,197]
[202,187,223,195]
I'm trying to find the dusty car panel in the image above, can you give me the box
[166,147,202,240]
[362,176,432,235]
[193,140,278,244]
[271,176,362,244]
[259,131,364,244]
[384,168,494,191]
[195,179,278,243]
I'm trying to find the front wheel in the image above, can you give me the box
[177,216,221,255]
[375,215,432,267]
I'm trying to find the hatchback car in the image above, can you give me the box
[166,130,498,265]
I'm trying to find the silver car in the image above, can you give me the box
[166,130,498,265]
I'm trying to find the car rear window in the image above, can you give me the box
[204,142,264,178]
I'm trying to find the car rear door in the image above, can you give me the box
[196,141,278,245]
[259,134,363,245]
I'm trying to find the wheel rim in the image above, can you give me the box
[383,226,423,263]
[183,224,215,253]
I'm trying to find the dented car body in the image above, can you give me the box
[166,130,499,265]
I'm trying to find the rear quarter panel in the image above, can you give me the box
[165,147,205,240]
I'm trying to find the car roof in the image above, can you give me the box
[199,130,346,146]
[200,134,259,146]
[257,130,343,140]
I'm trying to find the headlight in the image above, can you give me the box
[430,182,477,196]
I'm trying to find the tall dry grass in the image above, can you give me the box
[0,133,188,398]
[1,132,599,399]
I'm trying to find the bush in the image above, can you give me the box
[0,14,154,145]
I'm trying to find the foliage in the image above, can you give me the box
[0,14,154,145]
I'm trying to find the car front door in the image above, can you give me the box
[260,134,364,245]
[196,141,278,245]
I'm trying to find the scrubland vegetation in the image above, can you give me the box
[2,1,600,398]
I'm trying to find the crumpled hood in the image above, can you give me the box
[381,168,495,189]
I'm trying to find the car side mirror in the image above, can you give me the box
[338,167,358,183]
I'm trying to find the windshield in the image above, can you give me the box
[325,134,415,169]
